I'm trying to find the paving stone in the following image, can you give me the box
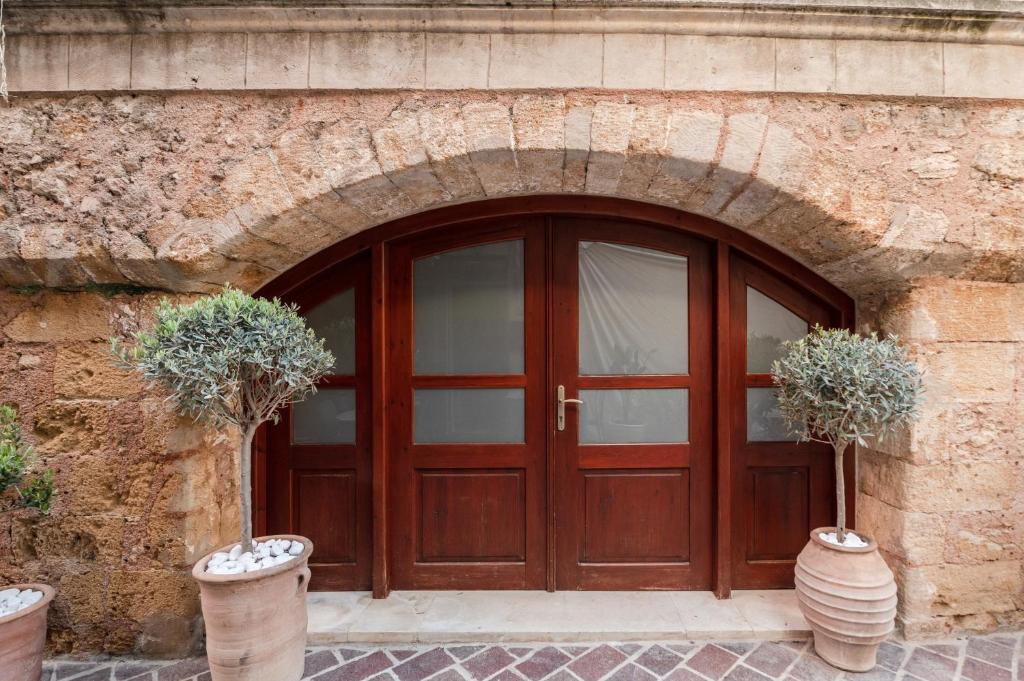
[449,647,486,661]
[875,642,908,672]
[464,647,517,680]
[725,666,774,681]
[517,647,572,681]
[340,649,372,661]
[306,651,341,677]
[491,670,528,681]
[607,663,658,681]
[687,645,740,681]
[617,645,643,657]
[394,649,456,681]
[114,662,162,681]
[319,651,393,681]
[197,673,211,681]
[963,658,1013,681]
[58,662,103,679]
[719,643,757,656]
[968,639,1015,669]
[431,670,468,681]
[570,645,628,681]
[157,659,209,681]
[76,669,115,681]
[988,636,1017,649]
[745,644,798,677]
[905,648,959,681]
[509,649,533,659]
[635,646,683,676]
[664,668,706,681]
[667,645,695,657]
[787,654,840,681]
[838,669,895,681]
[926,645,965,659]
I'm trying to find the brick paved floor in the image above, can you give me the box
[42,633,1023,681]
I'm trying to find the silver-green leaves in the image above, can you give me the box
[772,326,923,451]
[113,286,335,431]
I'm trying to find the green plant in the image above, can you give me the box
[0,405,55,513]
[772,326,923,542]
[114,286,334,553]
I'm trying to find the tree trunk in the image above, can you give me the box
[240,424,257,553]
[834,440,848,543]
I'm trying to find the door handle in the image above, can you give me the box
[557,384,583,432]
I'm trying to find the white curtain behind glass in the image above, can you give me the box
[578,241,688,375]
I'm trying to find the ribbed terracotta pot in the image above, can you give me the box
[795,528,897,672]
[193,535,313,681]
[0,583,55,681]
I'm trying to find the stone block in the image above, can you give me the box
[603,34,665,90]
[886,279,1018,343]
[647,109,723,203]
[618,103,671,199]
[902,461,1020,514]
[776,39,835,93]
[7,34,69,92]
[857,492,946,567]
[563,106,594,192]
[721,122,811,227]
[944,44,1024,99]
[462,101,520,195]
[585,102,635,195]
[108,570,200,621]
[4,293,111,343]
[69,35,132,91]
[920,342,1016,403]
[704,112,768,214]
[426,33,490,89]
[54,344,141,399]
[836,40,943,96]
[418,104,485,201]
[489,34,602,88]
[902,562,1023,618]
[245,32,310,90]
[945,510,1023,565]
[665,36,774,92]
[512,95,566,193]
[309,32,425,89]
[371,112,450,208]
[131,33,246,90]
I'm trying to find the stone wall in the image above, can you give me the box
[0,90,1022,653]
[0,289,238,655]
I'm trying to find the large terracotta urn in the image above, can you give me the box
[795,528,897,672]
[193,535,314,681]
[0,583,55,681]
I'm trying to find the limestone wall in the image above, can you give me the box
[0,90,1022,653]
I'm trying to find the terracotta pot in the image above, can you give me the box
[795,528,897,672]
[0,583,55,681]
[193,535,314,681]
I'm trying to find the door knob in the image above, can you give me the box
[557,385,583,432]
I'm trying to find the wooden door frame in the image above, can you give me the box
[256,195,856,599]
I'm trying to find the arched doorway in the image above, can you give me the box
[254,197,854,597]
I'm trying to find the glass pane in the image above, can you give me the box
[579,242,688,375]
[746,287,809,373]
[415,388,525,443]
[304,288,356,374]
[414,241,525,375]
[747,387,798,442]
[292,388,356,444]
[579,389,688,444]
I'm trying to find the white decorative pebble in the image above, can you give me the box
[206,539,305,574]
[0,588,18,601]
[0,587,45,616]
[288,542,304,556]
[228,545,242,560]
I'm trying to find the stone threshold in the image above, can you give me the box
[307,590,810,644]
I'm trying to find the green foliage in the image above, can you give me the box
[0,405,55,514]
[113,286,335,430]
[772,326,923,450]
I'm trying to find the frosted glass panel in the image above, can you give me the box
[415,389,525,443]
[292,389,356,444]
[747,387,798,442]
[579,242,688,375]
[414,241,524,375]
[747,287,809,373]
[579,389,688,444]
[304,288,356,374]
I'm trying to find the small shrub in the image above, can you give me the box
[0,405,55,513]
[114,286,334,552]
[772,326,922,542]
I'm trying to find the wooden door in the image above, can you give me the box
[266,251,373,590]
[729,253,843,588]
[552,219,714,590]
[388,218,548,589]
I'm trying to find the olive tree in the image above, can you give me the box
[115,287,334,553]
[0,405,54,513]
[772,326,922,543]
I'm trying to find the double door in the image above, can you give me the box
[388,216,713,589]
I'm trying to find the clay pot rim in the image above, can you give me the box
[808,527,878,554]
[192,534,314,584]
[0,582,55,625]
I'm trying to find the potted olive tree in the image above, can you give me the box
[773,326,922,672]
[116,287,333,681]
[0,405,56,681]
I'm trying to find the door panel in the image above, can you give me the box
[554,218,713,590]
[266,251,373,590]
[388,218,547,589]
[729,254,839,588]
